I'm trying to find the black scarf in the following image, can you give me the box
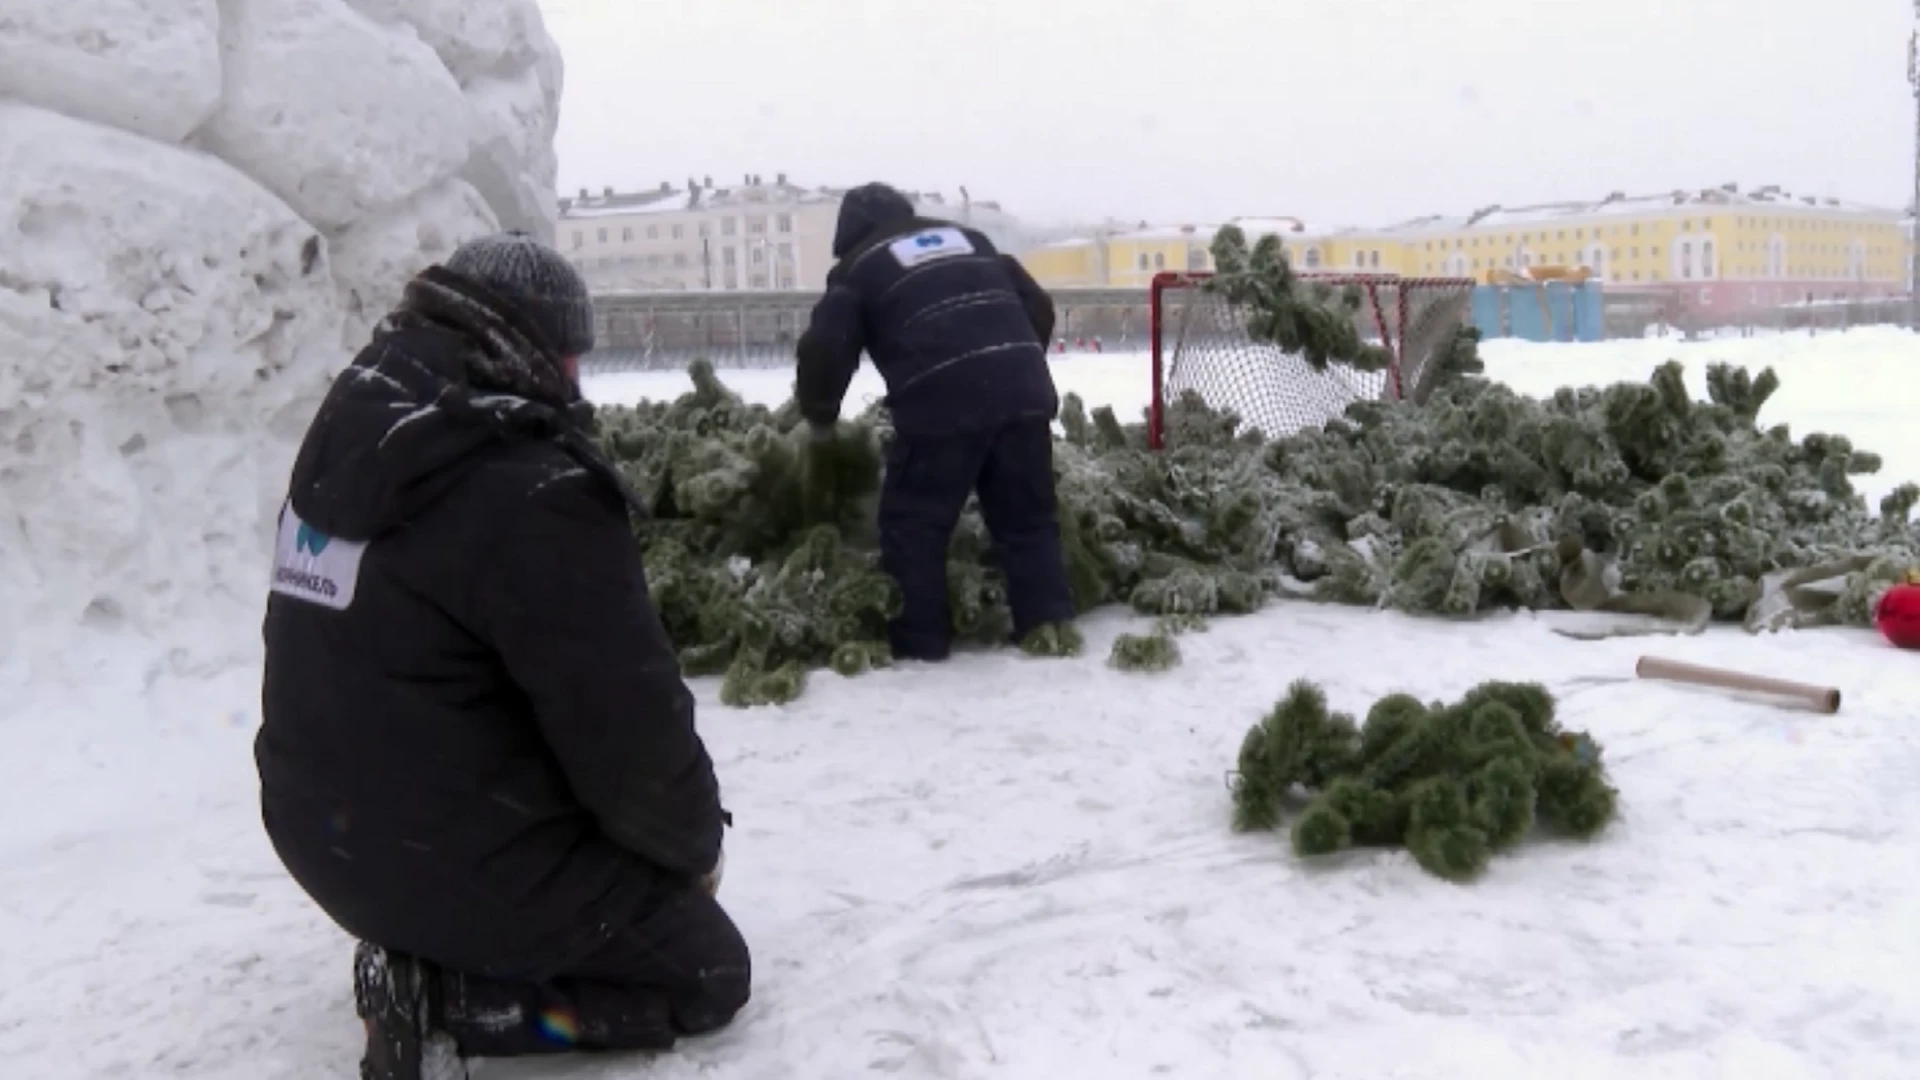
[383,264,583,411]
[373,266,649,519]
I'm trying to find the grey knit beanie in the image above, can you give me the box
[443,231,596,357]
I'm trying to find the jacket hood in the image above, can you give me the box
[832,183,917,258]
[285,325,594,543]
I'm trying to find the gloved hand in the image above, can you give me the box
[699,849,725,897]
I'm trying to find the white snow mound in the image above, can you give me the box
[0,0,564,661]
[0,0,222,142]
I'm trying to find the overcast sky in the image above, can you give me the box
[535,0,1916,229]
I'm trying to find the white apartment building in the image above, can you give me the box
[559,174,1031,293]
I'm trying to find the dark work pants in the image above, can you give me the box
[433,888,750,1057]
[879,417,1076,659]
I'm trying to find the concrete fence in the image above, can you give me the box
[579,286,1918,374]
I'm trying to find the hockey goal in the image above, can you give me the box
[1146,270,1477,448]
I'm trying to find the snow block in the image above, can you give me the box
[460,63,563,242]
[327,176,500,345]
[343,0,563,241]
[193,0,475,230]
[0,103,340,648]
[344,0,553,85]
[0,0,561,663]
[0,0,223,142]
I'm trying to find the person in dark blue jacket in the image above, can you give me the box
[794,182,1077,661]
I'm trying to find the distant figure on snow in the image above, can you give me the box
[795,182,1078,660]
[256,232,747,1079]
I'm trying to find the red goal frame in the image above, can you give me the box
[1145,270,1477,449]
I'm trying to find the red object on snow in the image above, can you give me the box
[1875,579,1920,649]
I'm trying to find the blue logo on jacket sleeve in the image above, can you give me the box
[295,522,331,556]
[272,503,366,611]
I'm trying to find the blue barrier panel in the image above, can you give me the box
[1468,282,1604,341]
[1470,286,1505,339]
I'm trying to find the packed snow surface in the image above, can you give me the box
[0,0,563,662]
[6,331,1919,1079]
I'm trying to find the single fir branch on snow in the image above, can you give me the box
[1228,679,1617,880]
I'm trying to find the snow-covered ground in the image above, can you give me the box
[6,331,1920,1079]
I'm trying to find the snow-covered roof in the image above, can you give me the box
[1110,223,1219,242]
[1228,216,1311,236]
[1373,214,1472,235]
[559,180,1016,222]
[561,188,703,219]
[1462,186,1898,230]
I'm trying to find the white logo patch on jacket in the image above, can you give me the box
[270,502,367,611]
[888,227,975,269]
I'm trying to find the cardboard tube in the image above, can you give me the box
[1635,655,1841,714]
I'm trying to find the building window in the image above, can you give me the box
[1186,246,1207,270]
[722,218,737,236]
[596,228,607,243]
[1137,253,1149,270]
[777,271,795,289]
[722,247,736,266]
[646,225,658,239]
[750,274,768,289]
[570,230,583,249]
[778,242,794,261]
[699,223,711,238]
[1153,252,1166,269]
[747,215,767,235]
[1304,247,1322,268]
[751,246,766,265]
[673,253,688,267]
[776,214,793,233]
[1369,250,1381,268]
[671,224,684,239]
[723,270,738,290]
[618,227,630,242]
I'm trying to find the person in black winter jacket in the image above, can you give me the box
[255,232,748,1079]
[794,182,1078,661]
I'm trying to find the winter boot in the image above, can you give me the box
[353,941,467,1080]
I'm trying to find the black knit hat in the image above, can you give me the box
[443,230,596,357]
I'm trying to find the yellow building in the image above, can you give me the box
[1019,236,1108,287]
[1399,186,1904,289]
[1020,186,1909,304]
[1021,217,1408,287]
